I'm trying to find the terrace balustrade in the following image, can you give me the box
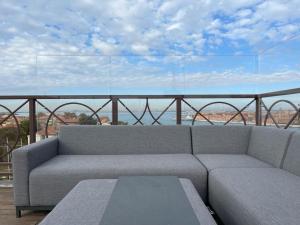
[0,87,300,180]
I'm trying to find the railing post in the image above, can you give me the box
[255,96,262,126]
[112,97,118,125]
[176,97,182,125]
[29,98,37,143]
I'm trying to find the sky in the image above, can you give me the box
[0,0,300,95]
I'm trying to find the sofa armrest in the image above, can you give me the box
[12,137,58,206]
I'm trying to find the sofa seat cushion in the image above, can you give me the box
[209,168,300,225]
[196,154,272,171]
[29,154,207,206]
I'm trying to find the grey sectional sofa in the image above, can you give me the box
[12,125,300,225]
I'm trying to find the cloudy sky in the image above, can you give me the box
[0,0,300,95]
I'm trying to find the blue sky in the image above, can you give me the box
[0,0,300,95]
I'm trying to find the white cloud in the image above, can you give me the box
[0,0,300,94]
[166,23,182,31]
[1,0,299,56]
[256,1,298,21]
[92,38,119,55]
[0,47,299,95]
[235,9,253,18]
[131,43,149,54]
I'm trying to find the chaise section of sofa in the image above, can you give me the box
[209,167,300,225]
[191,125,300,225]
[205,128,299,225]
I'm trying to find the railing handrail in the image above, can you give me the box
[259,87,300,98]
[0,94,258,99]
[0,88,299,99]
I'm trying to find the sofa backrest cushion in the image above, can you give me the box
[247,126,293,167]
[191,125,252,154]
[58,125,192,155]
[282,132,300,176]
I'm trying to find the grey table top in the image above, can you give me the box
[99,176,200,225]
[39,178,217,225]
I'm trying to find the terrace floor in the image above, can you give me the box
[0,187,48,225]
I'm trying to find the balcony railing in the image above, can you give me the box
[0,87,300,180]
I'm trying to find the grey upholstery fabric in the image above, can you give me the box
[12,137,58,206]
[58,125,192,155]
[247,126,293,167]
[283,132,300,176]
[209,168,300,225]
[39,179,217,225]
[192,125,252,154]
[29,154,207,206]
[196,154,272,171]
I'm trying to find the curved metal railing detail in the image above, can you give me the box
[0,100,29,162]
[38,100,112,137]
[193,101,247,126]
[44,102,101,137]
[182,99,255,126]
[118,98,176,125]
[0,104,21,159]
[262,100,300,129]
[181,99,213,125]
[224,99,255,125]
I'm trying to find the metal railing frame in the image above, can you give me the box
[0,87,299,164]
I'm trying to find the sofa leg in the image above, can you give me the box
[15,206,54,218]
[16,207,21,218]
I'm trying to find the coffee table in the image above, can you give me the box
[39,177,217,225]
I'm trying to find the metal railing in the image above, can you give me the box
[0,87,300,179]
